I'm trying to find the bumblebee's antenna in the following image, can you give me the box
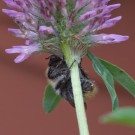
[45,56,51,60]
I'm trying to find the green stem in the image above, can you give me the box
[60,42,90,135]
[59,41,73,66]
[70,61,90,135]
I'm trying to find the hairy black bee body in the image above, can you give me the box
[46,55,97,108]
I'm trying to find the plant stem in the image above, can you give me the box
[60,41,73,66]
[60,42,90,135]
[70,61,90,135]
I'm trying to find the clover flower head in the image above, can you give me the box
[3,0,129,63]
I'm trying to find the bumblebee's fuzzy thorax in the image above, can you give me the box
[46,55,97,108]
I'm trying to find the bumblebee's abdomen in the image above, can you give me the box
[81,79,97,101]
[83,85,97,101]
[54,76,96,103]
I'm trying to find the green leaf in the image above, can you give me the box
[99,59,135,97]
[87,51,119,111]
[101,107,135,127]
[43,84,61,113]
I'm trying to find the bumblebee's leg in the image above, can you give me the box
[79,66,89,79]
[68,101,75,108]
[68,101,87,110]
[79,66,95,92]
[84,102,87,110]
[69,60,76,69]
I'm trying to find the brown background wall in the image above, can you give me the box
[0,1,135,135]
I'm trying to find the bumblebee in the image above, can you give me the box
[46,55,97,108]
